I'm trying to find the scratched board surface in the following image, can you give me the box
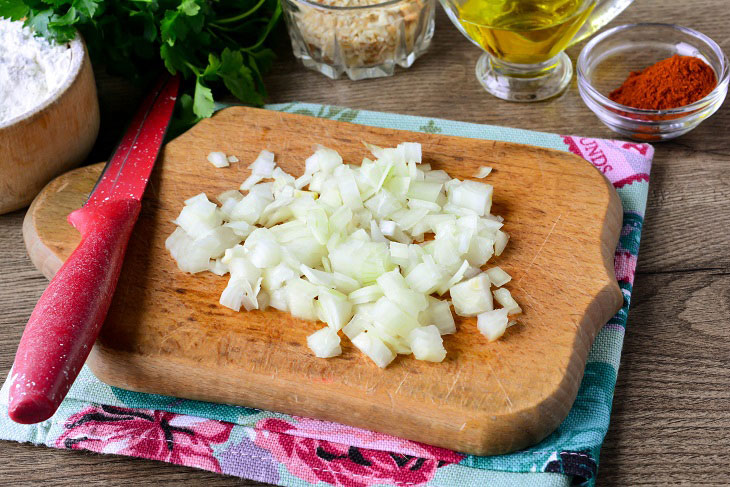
[24,107,623,455]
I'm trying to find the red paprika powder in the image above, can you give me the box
[609,55,717,110]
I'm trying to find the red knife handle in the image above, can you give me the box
[8,199,141,424]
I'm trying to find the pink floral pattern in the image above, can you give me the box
[56,405,233,472]
[561,135,652,188]
[254,417,463,486]
[614,251,638,286]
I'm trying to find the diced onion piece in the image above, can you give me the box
[165,227,211,273]
[398,142,422,163]
[493,288,522,315]
[262,263,298,291]
[351,332,395,368]
[230,193,270,224]
[474,166,492,178]
[247,239,281,269]
[175,199,221,237]
[241,150,276,190]
[494,230,510,256]
[447,180,493,216]
[376,269,428,313]
[300,264,335,288]
[366,220,385,243]
[407,181,443,203]
[371,296,420,337]
[408,326,446,362]
[193,226,242,259]
[343,314,369,340]
[227,155,239,163]
[257,290,270,310]
[437,260,470,295]
[463,266,481,279]
[348,284,383,304]
[334,165,363,210]
[332,272,361,294]
[367,321,411,354]
[185,193,210,206]
[466,236,494,267]
[365,189,402,218]
[207,151,229,168]
[228,256,261,283]
[209,258,228,276]
[423,170,450,183]
[219,279,246,311]
[450,273,493,317]
[284,278,319,320]
[269,288,288,311]
[486,266,512,287]
[316,288,353,330]
[223,220,254,238]
[307,208,330,245]
[307,327,342,358]
[477,308,509,341]
[405,260,444,295]
[420,297,456,335]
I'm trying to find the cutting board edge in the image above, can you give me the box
[84,339,576,456]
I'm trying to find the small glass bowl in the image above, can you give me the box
[280,0,435,81]
[577,23,729,141]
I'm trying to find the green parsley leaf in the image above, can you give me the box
[193,77,215,118]
[71,0,99,18]
[0,0,30,20]
[178,0,200,16]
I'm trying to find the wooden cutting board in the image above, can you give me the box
[23,107,623,455]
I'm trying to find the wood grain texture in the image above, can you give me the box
[22,106,622,455]
[1,0,728,483]
[0,37,99,214]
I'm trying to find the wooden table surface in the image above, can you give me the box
[2,0,728,485]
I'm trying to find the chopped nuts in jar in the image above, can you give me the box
[282,0,435,80]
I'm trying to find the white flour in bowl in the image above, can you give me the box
[0,18,73,124]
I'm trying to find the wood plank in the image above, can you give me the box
[21,106,622,456]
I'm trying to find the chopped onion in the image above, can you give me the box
[408,326,446,362]
[421,297,456,335]
[494,230,510,256]
[284,277,319,321]
[351,332,395,368]
[207,151,229,168]
[307,327,342,358]
[486,266,512,286]
[450,272,493,316]
[477,308,509,341]
[493,287,522,315]
[316,288,353,330]
[474,166,492,178]
[167,141,517,368]
[348,284,383,304]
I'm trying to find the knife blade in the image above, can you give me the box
[8,74,180,424]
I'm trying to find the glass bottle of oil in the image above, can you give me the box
[457,0,595,65]
[440,0,634,101]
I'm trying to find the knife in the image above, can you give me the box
[8,74,180,424]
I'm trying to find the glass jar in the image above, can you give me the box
[280,0,436,80]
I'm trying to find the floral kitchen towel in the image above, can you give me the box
[0,103,653,487]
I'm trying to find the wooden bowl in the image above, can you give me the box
[0,32,99,215]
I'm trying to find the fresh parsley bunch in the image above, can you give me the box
[1,0,281,128]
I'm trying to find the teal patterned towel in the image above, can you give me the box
[0,103,653,487]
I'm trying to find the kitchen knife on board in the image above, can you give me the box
[8,74,180,424]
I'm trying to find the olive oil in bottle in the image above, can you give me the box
[457,0,595,65]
